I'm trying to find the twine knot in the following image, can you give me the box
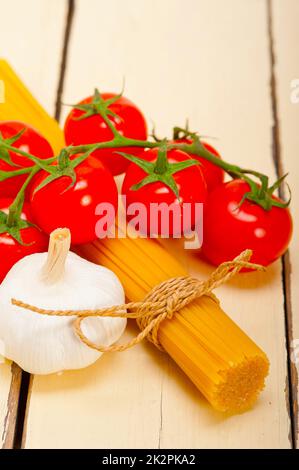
[11,249,264,353]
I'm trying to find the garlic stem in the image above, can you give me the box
[42,228,71,284]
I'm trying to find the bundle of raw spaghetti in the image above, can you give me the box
[0,60,64,153]
[77,235,269,413]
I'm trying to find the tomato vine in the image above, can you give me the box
[0,87,291,244]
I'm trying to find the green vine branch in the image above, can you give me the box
[0,166,40,244]
[0,87,291,236]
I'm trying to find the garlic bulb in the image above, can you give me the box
[0,228,126,374]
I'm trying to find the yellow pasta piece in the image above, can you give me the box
[0,59,64,153]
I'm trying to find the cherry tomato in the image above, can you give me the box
[122,148,207,236]
[174,138,224,191]
[201,179,293,267]
[29,156,118,245]
[64,93,147,176]
[0,198,48,283]
[0,121,54,198]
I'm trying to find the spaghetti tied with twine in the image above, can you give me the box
[11,249,264,353]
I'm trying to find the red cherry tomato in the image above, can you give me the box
[201,179,293,267]
[174,138,224,191]
[0,121,54,198]
[0,198,48,283]
[122,148,207,236]
[29,156,118,245]
[64,93,147,176]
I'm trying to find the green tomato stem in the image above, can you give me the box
[7,167,39,227]
[154,143,169,174]
[0,116,289,211]
[67,136,158,154]
[101,111,120,138]
[0,166,33,181]
[0,140,57,166]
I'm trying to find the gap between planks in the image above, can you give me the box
[1,363,22,449]
[266,0,298,449]
[55,0,75,122]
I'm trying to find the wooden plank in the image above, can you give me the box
[24,0,291,448]
[0,0,68,448]
[271,0,299,447]
[0,0,68,117]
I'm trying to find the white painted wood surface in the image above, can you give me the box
[22,0,293,448]
[272,0,299,446]
[0,0,68,447]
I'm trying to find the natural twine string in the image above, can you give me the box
[11,249,264,353]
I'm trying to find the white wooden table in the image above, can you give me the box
[0,0,298,449]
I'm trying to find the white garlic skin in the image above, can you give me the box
[0,251,126,374]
